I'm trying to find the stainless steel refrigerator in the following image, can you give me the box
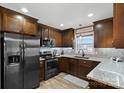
[1,32,40,89]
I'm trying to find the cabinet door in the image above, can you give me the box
[89,80,116,89]
[78,61,91,80]
[23,19,37,35]
[68,58,78,76]
[62,28,74,47]
[78,60,99,80]
[113,4,124,48]
[3,13,23,33]
[54,30,62,47]
[94,18,113,48]
[42,28,49,40]
[59,57,69,73]
[49,28,54,39]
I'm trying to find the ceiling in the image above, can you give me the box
[0,3,113,30]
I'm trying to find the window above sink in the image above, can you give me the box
[75,26,94,54]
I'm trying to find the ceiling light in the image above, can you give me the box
[88,13,94,17]
[60,24,64,27]
[16,15,23,19]
[21,8,28,13]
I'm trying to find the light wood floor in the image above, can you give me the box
[38,73,83,89]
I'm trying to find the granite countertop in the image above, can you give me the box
[87,60,124,88]
[59,54,106,62]
[59,54,124,88]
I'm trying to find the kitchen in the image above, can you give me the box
[0,3,124,89]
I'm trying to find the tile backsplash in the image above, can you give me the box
[40,47,124,59]
[95,48,124,58]
[40,47,75,55]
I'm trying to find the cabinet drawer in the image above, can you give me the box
[79,60,99,68]
[79,60,92,67]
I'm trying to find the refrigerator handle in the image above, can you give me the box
[19,43,24,67]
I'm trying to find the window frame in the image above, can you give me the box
[75,32,94,53]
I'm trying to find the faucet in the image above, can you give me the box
[78,49,85,57]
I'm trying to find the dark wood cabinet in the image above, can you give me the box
[59,57,69,73]
[23,18,38,35]
[2,12,23,33]
[39,23,62,47]
[89,80,116,89]
[41,24,49,40]
[54,30,62,47]
[94,18,113,48]
[40,61,45,81]
[68,58,78,76]
[0,6,38,35]
[59,57,100,80]
[62,28,74,47]
[78,60,99,80]
[49,28,54,39]
[39,27,74,47]
[113,3,124,48]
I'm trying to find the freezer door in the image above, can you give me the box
[4,33,24,89]
[24,56,40,89]
[23,35,40,89]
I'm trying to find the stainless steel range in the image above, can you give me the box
[40,51,59,80]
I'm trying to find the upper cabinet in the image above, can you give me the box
[38,23,62,47]
[2,12,23,33]
[54,29,62,47]
[113,4,124,48]
[62,28,74,47]
[40,24,49,40]
[94,18,113,48]
[23,18,38,35]
[0,6,38,35]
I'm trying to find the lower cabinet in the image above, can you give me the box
[89,80,116,89]
[59,57,100,80]
[59,57,69,73]
[77,60,100,80]
[68,58,78,76]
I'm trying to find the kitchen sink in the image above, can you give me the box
[74,56,89,59]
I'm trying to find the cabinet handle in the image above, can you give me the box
[84,61,86,63]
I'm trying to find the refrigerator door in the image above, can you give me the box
[23,35,40,89]
[4,33,24,89]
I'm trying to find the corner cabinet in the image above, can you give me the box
[77,60,100,80]
[59,57,100,80]
[94,18,113,48]
[62,28,74,47]
[54,30,62,47]
[113,4,124,48]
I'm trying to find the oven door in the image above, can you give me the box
[45,58,59,80]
